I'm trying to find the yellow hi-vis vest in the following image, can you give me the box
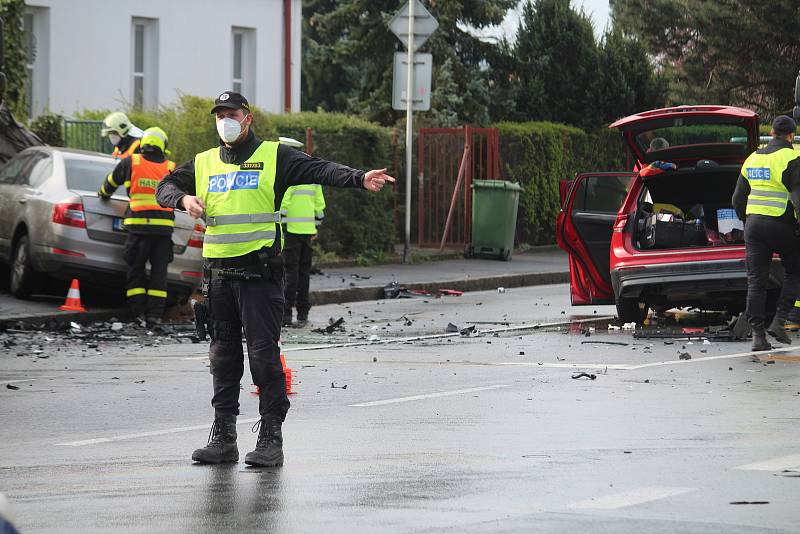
[280,184,326,234]
[743,147,800,217]
[195,141,282,258]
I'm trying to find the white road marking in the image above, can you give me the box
[734,454,800,471]
[570,486,696,510]
[3,376,55,384]
[56,417,261,447]
[349,384,510,407]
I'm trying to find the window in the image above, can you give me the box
[65,157,117,192]
[572,175,631,214]
[231,27,256,100]
[23,7,50,118]
[131,18,159,109]
[27,155,53,188]
[0,153,35,184]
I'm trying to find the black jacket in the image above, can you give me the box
[732,138,800,224]
[156,130,366,254]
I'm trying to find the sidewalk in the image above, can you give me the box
[0,248,569,323]
[309,247,569,305]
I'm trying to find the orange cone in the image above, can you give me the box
[59,279,86,312]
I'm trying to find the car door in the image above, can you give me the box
[556,172,634,305]
[0,151,37,259]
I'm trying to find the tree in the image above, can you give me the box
[611,0,800,118]
[301,0,516,126]
[1,0,28,118]
[502,0,603,129]
[597,29,667,124]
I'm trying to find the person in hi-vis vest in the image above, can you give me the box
[278,137,325,328]
[156,91,394,468]
[99,127,175,325]
[732,115,800,352]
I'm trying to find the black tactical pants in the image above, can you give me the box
[207,271,289,420]
[744,215,800,327]
[124,233,173,320]
[283,233,313,321]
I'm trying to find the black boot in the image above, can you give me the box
[281,312,293,328]
[244,416,284,467]
[767,315,791,345]
[752,327,773,352]
[192,415,238,464]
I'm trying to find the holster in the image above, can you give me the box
[193,300,211,341]
[256,249,285,284]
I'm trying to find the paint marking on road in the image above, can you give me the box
[625,345,798,370]
[569,486,696,510]
[2,376,56,384]
[734,454,800,471]
[496,362,631,370]
[349,384,510,407]
[56,417,261,447]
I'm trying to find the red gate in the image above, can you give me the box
[417,126,501,249]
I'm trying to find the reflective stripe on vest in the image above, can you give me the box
[195,141,279,258]
[123,217,175,227]
[280,184,326,235]
[206,212,282,226]
[112,139,141,160]
[129,155,175,212]
[743,147,800,217]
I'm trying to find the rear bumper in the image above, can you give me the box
[612,258,782,305]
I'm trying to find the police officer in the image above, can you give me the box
[156,91,393,467]
[278,137,326,328]
[99,127,176,325]
[732,115,800,351]
[101,112,143,159]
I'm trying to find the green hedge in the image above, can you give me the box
[494,121,627,245]
[77,96,397,257]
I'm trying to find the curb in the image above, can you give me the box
[0,308,131,328]
[309,270,569,306]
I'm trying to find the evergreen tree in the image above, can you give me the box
[1,0,28,117]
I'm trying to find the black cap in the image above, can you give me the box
[772,115,797,135]
[211,91,251,114]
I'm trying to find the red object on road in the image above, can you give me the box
[681,327,704,334]
[58,278,87,312]
[438,289,464,296]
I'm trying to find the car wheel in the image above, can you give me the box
[616,297,649,324]
[10,234,37,299]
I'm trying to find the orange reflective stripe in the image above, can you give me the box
[112,139,140,160]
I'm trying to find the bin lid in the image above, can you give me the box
[472,179,524,191]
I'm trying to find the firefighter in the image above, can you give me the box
[278,137,326,328]
[101,111,142,159]
[155,91,393,467]
[99,127,176,325]
[732,115,800,351]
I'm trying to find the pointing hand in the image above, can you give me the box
[363,169,396,192]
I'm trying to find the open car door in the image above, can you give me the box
[556,172,634,305]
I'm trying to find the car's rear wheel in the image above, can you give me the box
[616,297,649,324]
[10,234,37,299]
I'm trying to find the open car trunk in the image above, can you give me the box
[634,164,744,250]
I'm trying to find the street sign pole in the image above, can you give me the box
[403,0,415,264]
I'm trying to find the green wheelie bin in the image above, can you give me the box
[467,179,523,261]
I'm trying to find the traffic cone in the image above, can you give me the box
[280,352,294,395]
[59,279,86,312]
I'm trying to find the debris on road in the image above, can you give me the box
[5,384,19,390]
[729,501,769,505]
[330,382,348,389]
[313,317,345,335]
[350,274,372,280]
[621,322,636,330]
[497,287,506,293]
[459,325,477,336]
[679,353,692,360]
[445,323,459,333]
[571,372,597,380]
[580,340,629,346]
[437,289,463,296]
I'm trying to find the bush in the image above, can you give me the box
[29,112,65,146]
[494,121,627,245]
[78,95,397,257]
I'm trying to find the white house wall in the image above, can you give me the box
[24,0,301,116]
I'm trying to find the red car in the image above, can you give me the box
[556,105,779,323]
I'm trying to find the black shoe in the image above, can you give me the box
[767,315,791,345]
[291,319,308,329]
[281,315,293,328]
[752,330,773,352]
[192,416,239,464]
[244,416,284,467]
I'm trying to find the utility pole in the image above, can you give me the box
[403,0,415,263]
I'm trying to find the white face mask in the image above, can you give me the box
[108,133,122,146]
[216,117,245,144]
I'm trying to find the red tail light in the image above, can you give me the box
[613,213,629,233]
[52,203,86,228]
[52,247,85,257]
[187,223,205,248]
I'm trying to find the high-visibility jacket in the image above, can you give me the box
[280,184,326,235]
[743,148,800,217]
[195,141,281,258]
[123,154,175,230]
[112,138,141,159]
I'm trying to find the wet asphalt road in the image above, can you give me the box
[1,284,799,533]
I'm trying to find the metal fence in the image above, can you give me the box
[63,119,113,154]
